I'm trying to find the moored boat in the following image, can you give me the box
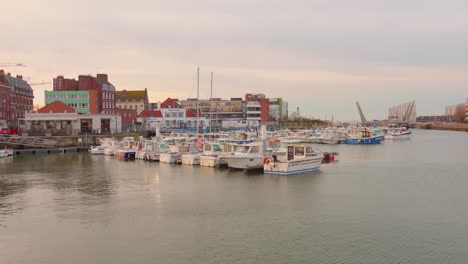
[264,144,323,175]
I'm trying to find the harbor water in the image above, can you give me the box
[1,129,468,264]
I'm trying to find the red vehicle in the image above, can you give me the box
[0,127,18,135]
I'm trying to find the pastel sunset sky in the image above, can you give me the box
[1,0,467,120]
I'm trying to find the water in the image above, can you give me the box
[1,129,468,264]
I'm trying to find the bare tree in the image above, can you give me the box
[454,105,466,123]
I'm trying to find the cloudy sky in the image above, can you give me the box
[1,0,467,120]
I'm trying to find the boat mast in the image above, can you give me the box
[196,67,200,135]
[209,72,213,134]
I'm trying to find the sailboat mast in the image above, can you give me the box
[196,67,200,134]
[210,72,213,133]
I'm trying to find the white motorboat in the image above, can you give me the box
[264,144,323,175]
[384,127,412,140]
[200,142,228,167]
[160,142,198,164]
[89,145,105,155]
[320,129,347,144]
[225,142,264,170]
[0,149,7,158]
[115,137,137,159]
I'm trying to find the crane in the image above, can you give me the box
[356,101,368,124]
[29,82,51,86]
[0,63,26,67]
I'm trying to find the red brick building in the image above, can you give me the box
[115,108,137,128]
[245,93,270,123]
[53,73,116,115]
[0,70,34,123]
[0,70,12,123]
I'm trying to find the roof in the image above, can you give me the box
[116,90,147,100]
[161,97,181,108]
[185,109,203,117]
[139,110,163,118]
[37,101,76,113]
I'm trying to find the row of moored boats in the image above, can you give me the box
[89,126,411,175]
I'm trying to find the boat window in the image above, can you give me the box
[213,144,222,152]
[204,144,212,151]
[306,147,313,153]
[295,146,305,156]
[237,146,249,153]
[250,146,260,153]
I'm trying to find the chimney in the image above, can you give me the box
[0,69,4,77]
[96,74,108,82]
[7,72,11,76]
[17,75,23,80]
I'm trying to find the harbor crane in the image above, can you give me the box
[0,63,26,67]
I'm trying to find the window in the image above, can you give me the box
[295,147,305,156]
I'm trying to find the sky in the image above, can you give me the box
[1,0,467,121]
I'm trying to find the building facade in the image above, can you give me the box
[245,93,270,123]
[44,90,99,114]
[138,108,206,129]
[115,108,137,130]
[0,70,34,123]
[388,101,417,123]
[53,74,116,115]
[269,98,288,121]
[115,89,149,115]
[0,71,12,124]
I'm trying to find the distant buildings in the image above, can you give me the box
[45,90,99,114]
[22,102,121,136]
[388,101,416,123]
[0,70,34,124]
[115,89,149,115]
[51,74,116,114]
[445,100,468,123]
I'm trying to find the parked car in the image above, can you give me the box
[0,127,18,135]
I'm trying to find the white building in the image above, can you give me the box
[21,112,122,136]
[138,109,207,129]
[388,101,417,123]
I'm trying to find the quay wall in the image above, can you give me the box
[415,123,468,132]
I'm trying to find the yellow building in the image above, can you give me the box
[115,89,149,115]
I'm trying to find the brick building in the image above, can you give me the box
[0,70,34,123]
[115,108,137,130]
[52,74,115,115]
[245,93,269,123]
[115,89,149,115]
[0,71,12,123]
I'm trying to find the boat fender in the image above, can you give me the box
[329,153,335,161]
[263,156,270,165]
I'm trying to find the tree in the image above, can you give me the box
[453,105,466,123]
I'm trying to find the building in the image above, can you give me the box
[388,101,417,123]
[138,100,206,129]
[416,115,448,123]
[0,71,34,123]
[44,90,99,114]
[160,97,182,109]
[245,93,270,123]
[37,101,76,113]
[115,108,137,131]
[269,98,288,121]
[115,89,149,115]
[53,74,116,115]
[178,97,244,128]
[446,102,468,123]
[21,109,122,136]
[0,71,12,124]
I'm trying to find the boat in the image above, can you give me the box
[264,144,324,175]
[320,128,347,144]
[200,142,228,167]
[345,128,383,144]
[160,142,198,164]
[115,137,137,159]
[89,145,105,155]
[181,139,203,165]
[384,127,412,140]
[224,142,264,170]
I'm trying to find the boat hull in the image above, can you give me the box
[384,132,412,140]
[160,153,180,163]
[200,155,227,167]
[225,156,263,170]
[345,136,383,144]
[264,156,323,175]
[181,154,201,165]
